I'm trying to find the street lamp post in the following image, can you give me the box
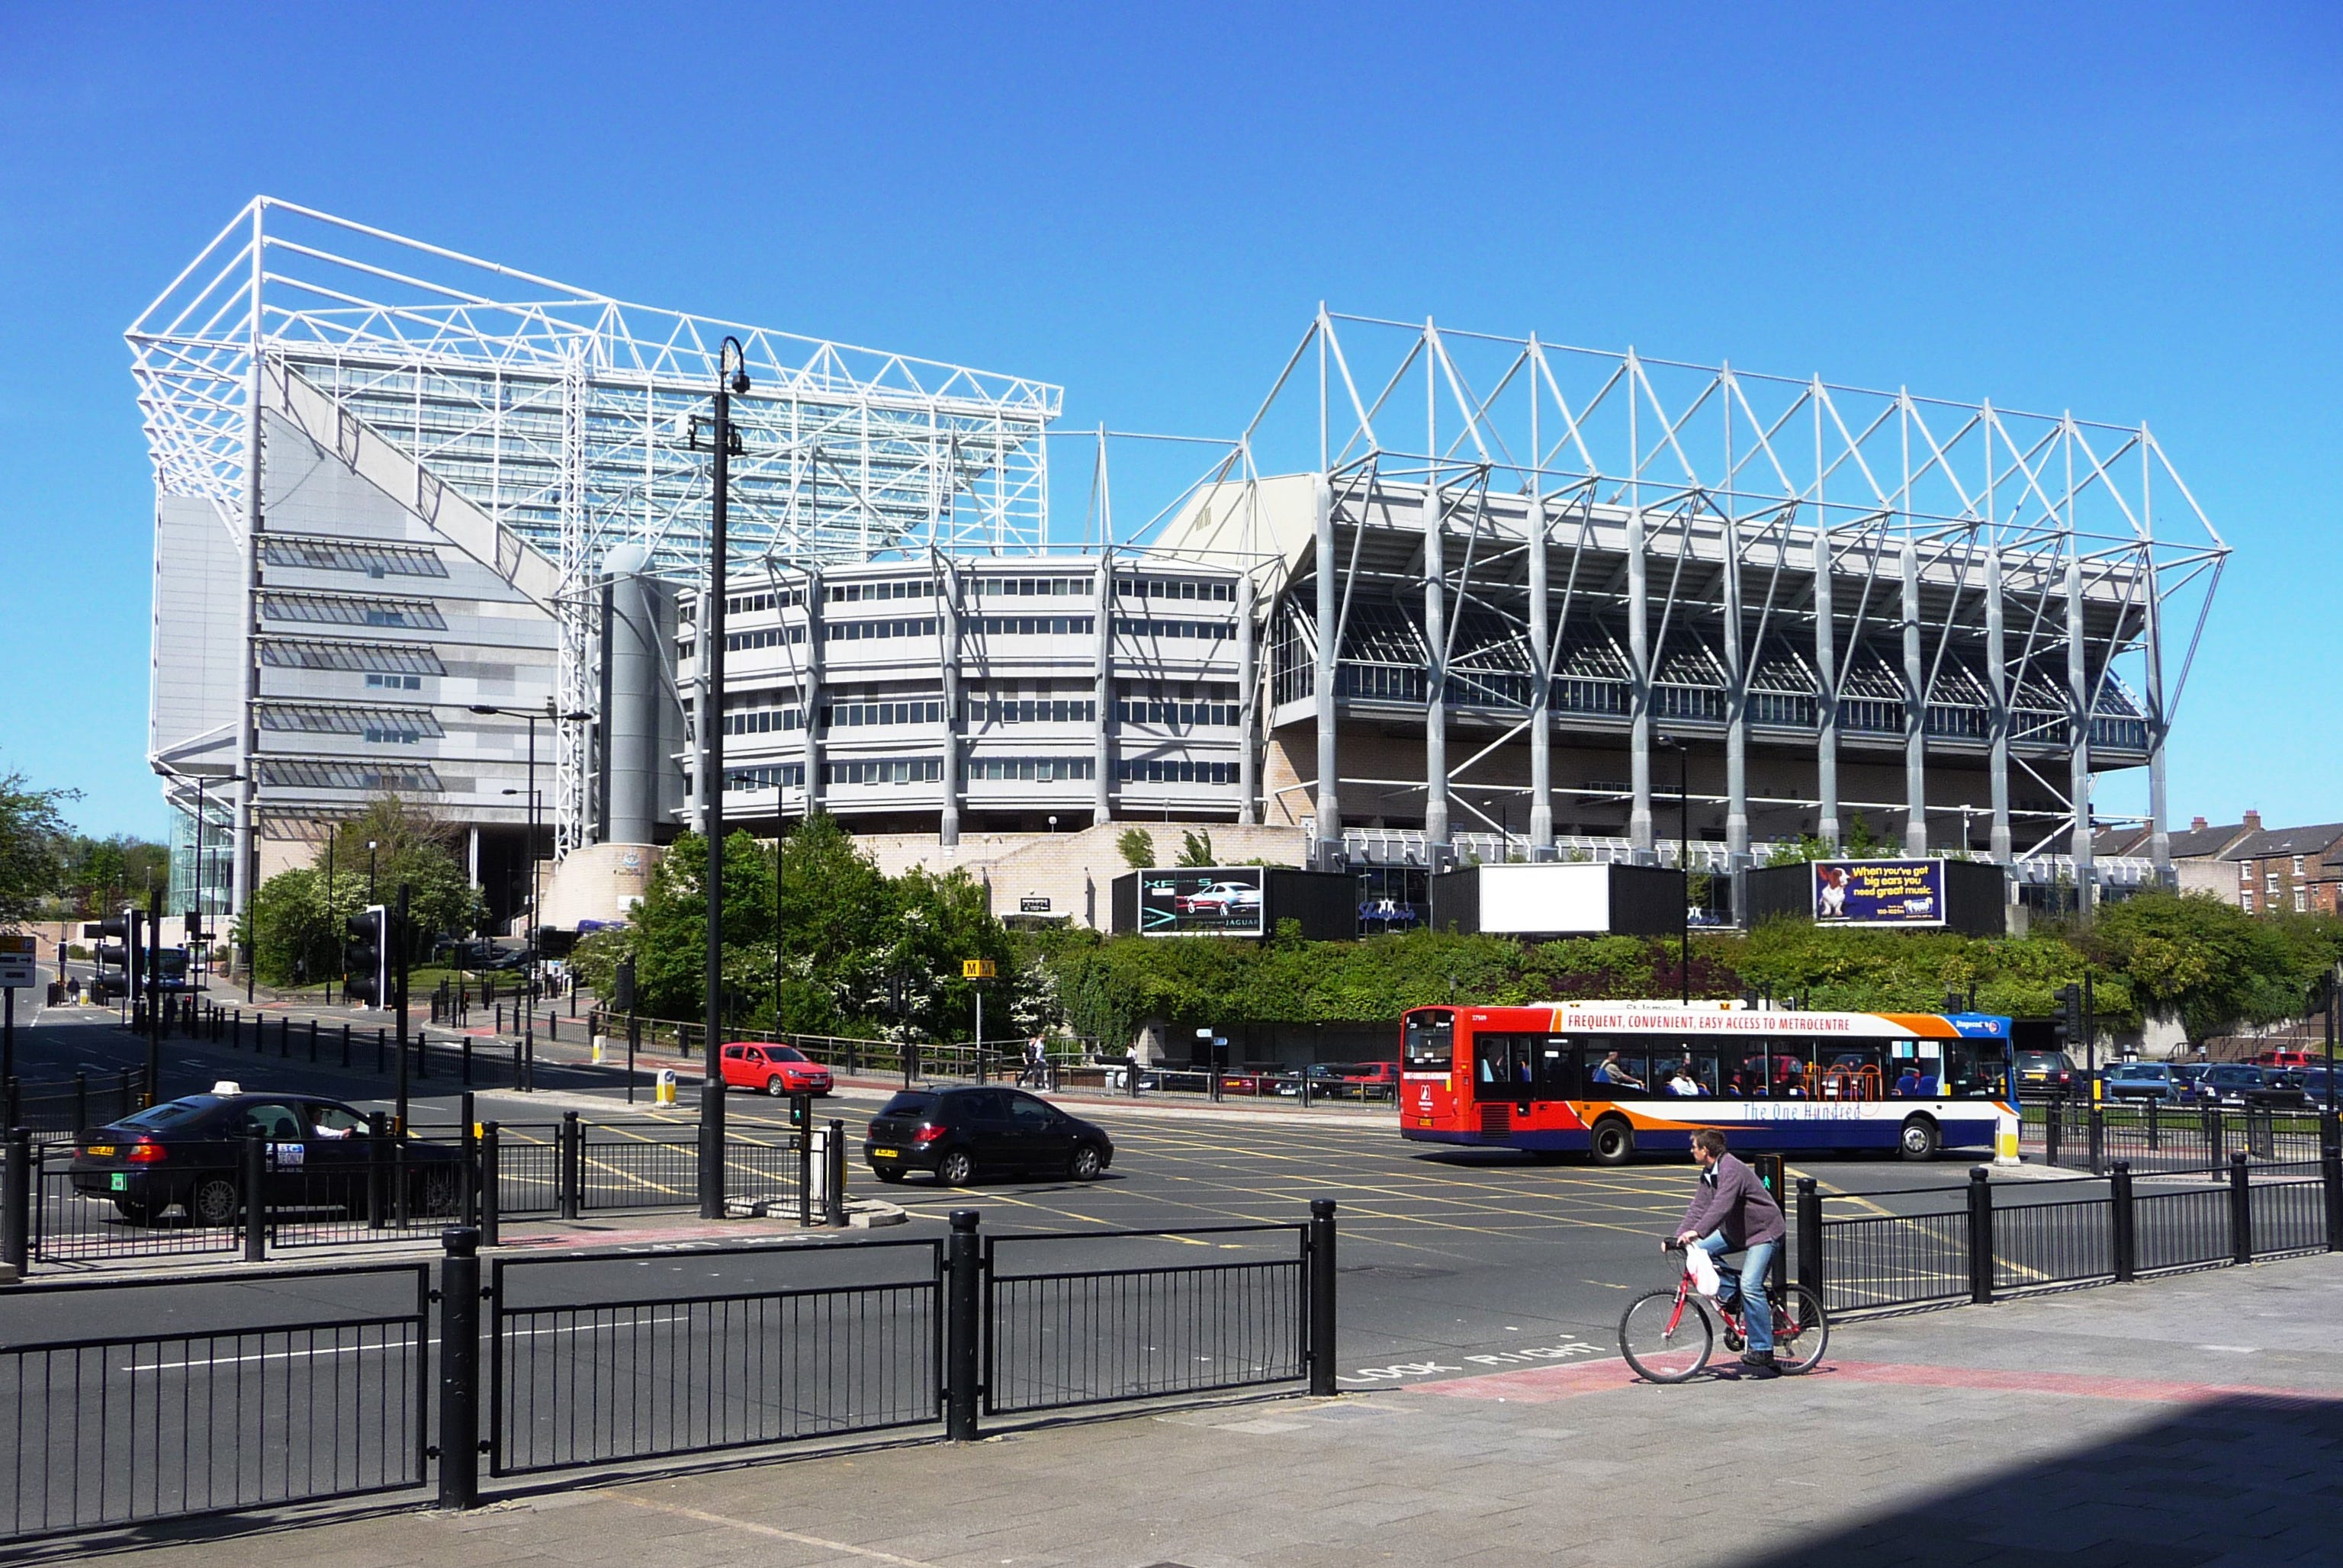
[695,336,751,1219]
[367,840,379,905]
[1658,737,1690,1004]
[475,699,591,1091]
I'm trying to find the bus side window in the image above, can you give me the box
[1474,1033,1513,1099]
[1587,1040,1650,1098]
[1538,1038,1579,1097]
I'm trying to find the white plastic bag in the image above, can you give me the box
[1685,1245,1721,1297]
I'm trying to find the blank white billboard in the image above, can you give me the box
[1477,863,1612,934]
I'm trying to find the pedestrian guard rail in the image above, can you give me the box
[0,1203,1341,1544]
[1794,1144,2343,1317]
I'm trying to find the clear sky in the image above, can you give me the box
[1,2,2335,840]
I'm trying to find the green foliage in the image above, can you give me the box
[54,831,169,917]
[1117,828,1155,869]
[1723,917,2116,1023]
[1177,829,1216,867]
[2088,892,2341,1039]
[246,811,484,985]
[596,815,1022,1043]
[0,771,76,925]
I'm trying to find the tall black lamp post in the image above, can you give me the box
[1657,735,1690,1004]
[695,336,751,1218]
[476,698,591,1089]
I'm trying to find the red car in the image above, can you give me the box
[719,1042,833,1097]
[1341,1061,1400,1099]
[2256,1049,2316,1069]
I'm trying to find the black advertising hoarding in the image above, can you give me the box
[1811,858,1946,927]
[1136,868,1265,937]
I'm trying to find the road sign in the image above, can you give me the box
[962,959,996,979]
[0,933,36,989]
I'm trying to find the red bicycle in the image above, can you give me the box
[1618,1241,1829,1383]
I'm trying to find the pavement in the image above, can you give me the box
[50,1250,2343,1567]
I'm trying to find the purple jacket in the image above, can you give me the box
[1679,1153,1785,1248]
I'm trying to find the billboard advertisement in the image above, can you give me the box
[1811,858,1946,927]
[1137,867,1265,937]
[1475,863,1612,935]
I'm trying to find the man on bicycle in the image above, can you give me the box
[1671,1129,1786,1377]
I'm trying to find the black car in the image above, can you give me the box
[863,1086,1114,1187]
[2014,1049,2075,1099]
[69,1090,465,1227]
[2189,1064,2303,1110]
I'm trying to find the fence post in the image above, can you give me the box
[2110,1160,2136,1284]
[377,1027,387,1074]
[1308,1197,1339,1396]
[559,1111,581,1220]
[2228,1151,2252,1264]
[2045,1100,2062,1167]
[2,1129,31,1274]
[2322,1128,2342,1254]
[798,1118,814,1226]
[462,1034,474,1086]
[309,1017,320,1063]
[825,1118,847,1227]
[279,1016,290,1059]
[341,1022,351,1068]
[243,1130,268,1262]
[479,1123,501,1248]
[436,1227,483,1512]
[368,1111,388,1230]
[946,1209,982,1441]
[1965,1166,1994,1305]
[2087,1105,2104,1177]
[1795,1176,1824,1309]
[2146,1098,2160,1154]
[2204,1105,2223,1172]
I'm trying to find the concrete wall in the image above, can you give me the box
[853,821,1309,929]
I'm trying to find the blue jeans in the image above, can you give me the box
[1695,1230,1777,1354]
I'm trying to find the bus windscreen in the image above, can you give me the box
[1403,1012,1454,1072]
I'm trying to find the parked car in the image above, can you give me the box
[1218,1063,1287,1095]
[1341,1061,1402,1100]
[69,1087,464,1226]
[718,1041,833,1097]
[2104,1062,2182,1103]
[2286,1068,2337,1109]
[2255,1049,2317,1070]
[862,1086,1114,1186]
[1172,882,1264,920]
[2014,1048,2075,1098]
[2189,1063,2303,1110]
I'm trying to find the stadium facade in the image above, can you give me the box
[133,200,2228,935]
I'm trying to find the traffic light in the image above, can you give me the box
[2055,982,2083,1045]
[346,905,388,1007]
[89,912,138,1004]
[612,955,636,1014]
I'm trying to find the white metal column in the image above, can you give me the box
[1986,547,2012,863]
[1312,474,1339,866]
[2066,548,2094,914]
[1092,555,1114,826]
[939,561,963,847]
[1901,538,1929,856]
[1812,521,1839,850]
[1236,566,1258,826]
[1526,481,1554,856]
[1723,510,1750,870]
[1627,504,1654,860]
[1422,480,1449,861]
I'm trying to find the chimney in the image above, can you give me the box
[2243,810,2263,834]
[2190,815,2208,832]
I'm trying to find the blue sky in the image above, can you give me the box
[2,2,2336,839]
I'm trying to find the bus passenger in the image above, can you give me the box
[1591,1052,1644,1091]
[1893,1063,1921,1097]
[1666,1066,1702,1097]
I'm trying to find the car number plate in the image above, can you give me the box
[110,1173,127,1191]
[872,1149,898,1158]
[87,1144,114,1156]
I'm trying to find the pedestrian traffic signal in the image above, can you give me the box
[346,905,389,1007]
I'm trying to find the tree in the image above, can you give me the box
[245,796,484,985]
[2088,892,2322,1041]
[0,772,74,925]
[1177,829,1216,867]
[1117,828,1155,869]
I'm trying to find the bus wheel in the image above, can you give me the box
[1898,1115,1940,1161]
[1589,1118,1635,1166]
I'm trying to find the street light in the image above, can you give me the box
[367,839,379,904]
[693,335,751,1219]
[1657,736,1691,1004]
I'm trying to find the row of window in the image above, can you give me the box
[831,700,948,728]
[365,673,426,692]
[2242,889,2313,914]
[1112,618,1233,641]
[259,591,447,631]
[260,639,447,676]
[256,759,443,792]
[1116,759,1240,786]
[976,576,1087,599]
[2242,856,2314,882]
[722,699,1107,734]
[978,699,1094,725]
[1115,577,1235,602]
[978,615,1093,638]
[725,590,805,615]
[722,708,803,735]
[828,757,945,786]
[256,704,444,737]
[261,535,448,579]
[831,580,930,603]
[829,617,940,642]
[966,757,1095,782]
[1117,700,1238,728]
[725,626,806,651]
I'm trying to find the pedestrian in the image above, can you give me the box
[1024,1035,1046,1088]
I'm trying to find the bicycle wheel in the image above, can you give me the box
[1618,1290,1714,1383]
[1769,1284,1830,1375]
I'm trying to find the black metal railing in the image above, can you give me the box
[0,1261,429,1543]
[1797,1144,2343,1316]
[983,1223,1312,1416]
[2023,1100,2325,1174]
